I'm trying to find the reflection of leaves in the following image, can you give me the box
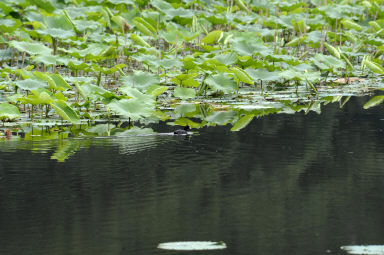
[51,140,81,162]
[231,114,254,131]
[205,111,236,125]
[173,117,202,128]
[115,126,155,136]
[86,124,114,136]
[363,95,384,109]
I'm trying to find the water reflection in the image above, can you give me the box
[0,96,383,255]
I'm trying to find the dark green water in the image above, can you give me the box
[0,96,383,255]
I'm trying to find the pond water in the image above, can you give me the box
[0,95,383,255]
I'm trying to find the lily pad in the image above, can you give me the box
[157,241,227,251]
[341,245,384,255]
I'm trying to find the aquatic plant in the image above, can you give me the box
[1,0,384,134]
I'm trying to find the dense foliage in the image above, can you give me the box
[1,0,384,133]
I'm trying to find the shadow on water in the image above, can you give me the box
[0,96,383,255]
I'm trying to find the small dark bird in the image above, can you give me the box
[173,125,190,135]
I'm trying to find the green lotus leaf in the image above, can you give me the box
[108,98,154,120]
[0,18,21,33]
[120,71,160,92]
[146,85,168,97]
[118,87,155,106]
[232,40,272,57]
[15,79,48,91]
[231,67,254,85]
[214,52,238,66]
[36,28,75,39]
[107,0,135,4]
[50,100,80,124]
[49,73,72,91]
[245,68,281,82]
[7,94,24,104]
[44,14,74,31]
[10,41,52,55]
[33,54,58,66]
[312,54,345,70]
[25,90,54,105]
[150,0,173,12]
[201,30,223,44]
[0,103,20,120]
[205,73,237,94]
[174,87,196,99]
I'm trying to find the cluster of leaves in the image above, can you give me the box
[1,0,384,130]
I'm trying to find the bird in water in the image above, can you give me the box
[173,125,191,135]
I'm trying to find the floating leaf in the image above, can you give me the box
[341,245,384,255]
[158,241,227,251]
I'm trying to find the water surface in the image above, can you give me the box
[0,96,383,255]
